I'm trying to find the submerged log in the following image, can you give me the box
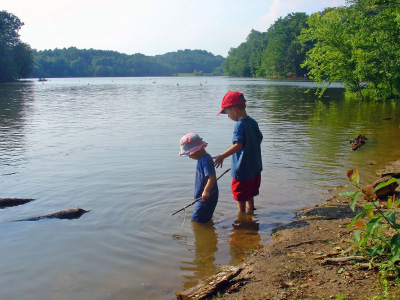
[350,135,367,151]
[0,198,35,208]
[15,207,90,221]
[176,266,242,300]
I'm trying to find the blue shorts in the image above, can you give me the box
[191,193,218,223]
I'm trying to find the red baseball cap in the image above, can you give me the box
[217,91,246,115]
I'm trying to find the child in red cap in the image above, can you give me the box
[180,133,219,223]
[214,91,263,213]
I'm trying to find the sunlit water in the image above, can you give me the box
[1,77,400,299]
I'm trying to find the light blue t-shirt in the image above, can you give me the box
[231,116,263,180]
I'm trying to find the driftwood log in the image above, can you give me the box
[176,266,242,300]
[322,256,369,264]
[360,161,400,201]
[0,198,35,208]
[362,176,399,201]
[350,135,367,151]
[15,208,90,221]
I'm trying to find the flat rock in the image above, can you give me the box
[376,159,400,178]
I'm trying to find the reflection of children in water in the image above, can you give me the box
[180,221,218,288]
[229,212,261,266]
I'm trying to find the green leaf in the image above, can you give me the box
[366,217,382,235]
[353,167,360,185]
[364,204,374,210]
[353,230,360,243]
[386,212,397,224]
[391,234,400,254]
[350,191,361,211]
[373,200,381,207]
[388,196,392,209]
[336,185,351,193]
[348,210,367,229]
[373,178,399,194]
[339,191,357,197]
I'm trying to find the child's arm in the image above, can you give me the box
[213,142,242,168]
[202,174,216,199]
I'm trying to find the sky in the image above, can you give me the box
[3,0,348,57]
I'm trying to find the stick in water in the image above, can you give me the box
[172,168,230,216]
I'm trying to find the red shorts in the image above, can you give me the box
[231,175,261,202]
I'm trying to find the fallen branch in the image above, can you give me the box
[314,252,342,259]
[285,240,323,248]
[358,263,380,269]
[323,256,368,264]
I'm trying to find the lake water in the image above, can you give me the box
[1,77,400,300]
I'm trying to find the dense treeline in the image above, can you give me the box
[224,0,400,101]
[31,48,225,78]
[223,12,311,78]
[3,1,400,100]
[0,11,33,82]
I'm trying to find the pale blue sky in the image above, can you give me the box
[3,0,347,57]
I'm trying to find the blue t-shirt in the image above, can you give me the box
[231,116,263,180]
[192,153,218,223]
[194,153,218,198]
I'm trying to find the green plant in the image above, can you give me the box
[335,294,347,300]
[339,168,400,277]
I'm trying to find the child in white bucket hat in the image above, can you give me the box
[179,133,218,223]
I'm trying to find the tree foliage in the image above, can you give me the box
[0,10,33,82]
[31,48,225,78]
[223,13,311,78]
[300,0,400,101]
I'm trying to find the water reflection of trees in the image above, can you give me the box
[0,82,33,171]
[246,84,400,199]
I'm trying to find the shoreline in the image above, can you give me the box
[176,159,400,300]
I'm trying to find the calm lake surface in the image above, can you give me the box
[1,77,400,299]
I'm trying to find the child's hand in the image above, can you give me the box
[202,191,210,199]
[214,155,224,168]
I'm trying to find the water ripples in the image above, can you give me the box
[1,77,400,299]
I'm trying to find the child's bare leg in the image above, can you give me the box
[237,201,246,213]
[247,197,255,211]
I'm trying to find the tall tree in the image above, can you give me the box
[300,1,400,100]
[300,8,359,97]
[347,0,400,100]
[0,11,33,81]
[223,13,310,78]
[223,29,264,77]
[260,12,312,77]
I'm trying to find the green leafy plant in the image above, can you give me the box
[339,168,400,277]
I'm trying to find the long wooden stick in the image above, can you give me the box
[172,168,230,216]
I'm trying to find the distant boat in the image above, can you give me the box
[38,77,47,82]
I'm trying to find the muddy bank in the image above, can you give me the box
[176,159,400,300]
